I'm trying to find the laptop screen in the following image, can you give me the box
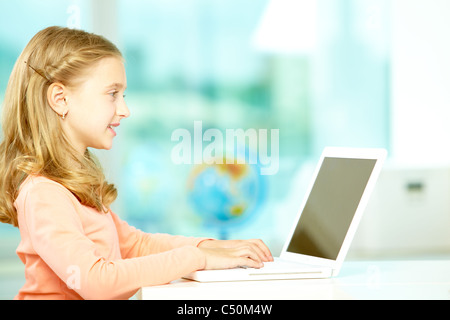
[286,157,377,260]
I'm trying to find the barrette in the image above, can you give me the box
[24,61,49,81]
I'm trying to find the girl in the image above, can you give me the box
[0,26,272,300]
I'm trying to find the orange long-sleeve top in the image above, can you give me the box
[14,175,208,300]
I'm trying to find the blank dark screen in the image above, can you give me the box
[286,157,377,260]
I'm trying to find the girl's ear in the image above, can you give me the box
[47,83,69,118]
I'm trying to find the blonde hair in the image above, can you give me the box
[0,26,122,226]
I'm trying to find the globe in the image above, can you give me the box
[187,160,266,239]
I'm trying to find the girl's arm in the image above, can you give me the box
[110,211,211,259]
[111,214,273,269]
[20,179,271,299]
[21,181,206,299]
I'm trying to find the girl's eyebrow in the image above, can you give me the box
[105,83,127,90]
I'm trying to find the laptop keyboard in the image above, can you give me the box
[240,260,313,270]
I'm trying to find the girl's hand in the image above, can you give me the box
[197,239,273,270]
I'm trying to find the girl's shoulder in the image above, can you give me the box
[18,174,74,199]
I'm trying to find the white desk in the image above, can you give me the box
[138,260,450,300]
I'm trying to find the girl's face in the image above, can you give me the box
[62,57,130,155]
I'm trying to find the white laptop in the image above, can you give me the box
[183,147,387,282]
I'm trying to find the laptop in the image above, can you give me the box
[183,147,387,282]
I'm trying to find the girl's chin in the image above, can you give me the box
[91,140,114,151]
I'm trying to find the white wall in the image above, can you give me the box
[391,0,450,165]
[350,0,450,259]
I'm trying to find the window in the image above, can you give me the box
[0,0,390,246]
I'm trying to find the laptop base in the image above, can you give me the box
[183,258,333,282]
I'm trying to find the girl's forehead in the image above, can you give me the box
[76,57,126,89]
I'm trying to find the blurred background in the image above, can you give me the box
[1,0,450,299]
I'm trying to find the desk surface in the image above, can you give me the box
[138,260,450,300]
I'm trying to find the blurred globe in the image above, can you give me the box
[187,160,266,239]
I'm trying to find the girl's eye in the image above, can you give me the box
[109,91,126,99]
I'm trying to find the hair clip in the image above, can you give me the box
[24,60,49,82]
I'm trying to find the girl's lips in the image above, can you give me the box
[107,123,119,136]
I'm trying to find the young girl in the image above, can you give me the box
[0,26,272,300]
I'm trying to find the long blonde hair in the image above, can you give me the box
[0,26,121,226]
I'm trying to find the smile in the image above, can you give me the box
[107,123,119,136]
